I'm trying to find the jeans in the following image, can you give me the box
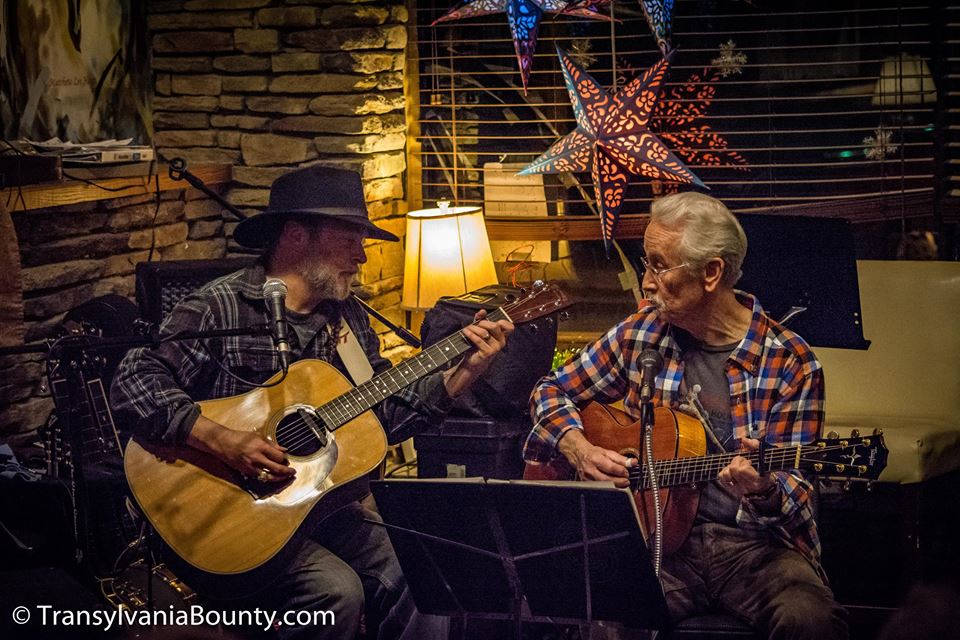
[659,523,848,640]
[217,502,448,640]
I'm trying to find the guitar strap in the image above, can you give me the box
[333,321,374,385]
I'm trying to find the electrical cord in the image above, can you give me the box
[192,335,290,390]
[60,169,145,193]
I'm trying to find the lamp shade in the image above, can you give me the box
[872,54,937,106]
[402,204,498,310]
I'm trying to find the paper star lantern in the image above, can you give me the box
[639,0,674,55]
[653,67,749,170]
[433,0,610,94]
[520,47,704,254]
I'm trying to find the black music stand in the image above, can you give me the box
[370,478,670,638]
[735,214,869,350]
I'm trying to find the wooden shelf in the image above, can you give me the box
[2,164,232,212]
[485,213,650,241]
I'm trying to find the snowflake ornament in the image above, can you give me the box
[568,38,598,69]
[863,127,899,161]
[712,40,747,78]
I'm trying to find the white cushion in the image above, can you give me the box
[825,416,960,484]
[816,261,960,483]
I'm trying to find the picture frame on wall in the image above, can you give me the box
[0,0,151,144]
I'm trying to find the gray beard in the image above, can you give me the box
[302,260,351,301]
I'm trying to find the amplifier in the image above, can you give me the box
[421,284,559,420]
[134,257,255,325]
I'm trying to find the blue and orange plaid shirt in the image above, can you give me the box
[524,292,826,576]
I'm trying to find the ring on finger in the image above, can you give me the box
[257,468,270,482]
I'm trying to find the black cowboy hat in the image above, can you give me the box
[233,165,399,248]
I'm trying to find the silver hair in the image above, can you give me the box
[649,192,747,287]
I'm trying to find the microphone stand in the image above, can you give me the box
[640,395,663,577]
[350,294,421,349]
[167,157,246,222]
[0,325,273,358]
[167,157,423,350]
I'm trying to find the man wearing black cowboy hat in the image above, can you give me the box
[112,165,513,639]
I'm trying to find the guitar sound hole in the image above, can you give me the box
[275,412,325,456]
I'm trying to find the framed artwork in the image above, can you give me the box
[0,0,151,143]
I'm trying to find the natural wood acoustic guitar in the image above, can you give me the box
[524,401,888,554]
[125,282,571,593]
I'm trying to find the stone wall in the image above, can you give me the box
[148,0,411,343]
[0,0,415,445]
[1,190,229,445]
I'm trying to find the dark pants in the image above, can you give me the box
[219,503,448,640]
[660,523,848,640]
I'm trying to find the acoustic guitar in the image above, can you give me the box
[124,282,571,591]
[524,401,888,555]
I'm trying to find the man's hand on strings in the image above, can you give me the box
[558,428,634,488]
[716,437,776,499]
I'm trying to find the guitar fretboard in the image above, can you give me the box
[315,308,508,430]
[630,446,806,490]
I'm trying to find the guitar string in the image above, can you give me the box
[626,444,868,480]
[267,305,514,451]
[625,442,870,474]
[270,330,468,448]
[629,449,857,482]
[275,334,471,451]
[626,443,876,486]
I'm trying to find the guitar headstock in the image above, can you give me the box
[50,321,106,377]
[805,430,888,481]
[500,281,574,325]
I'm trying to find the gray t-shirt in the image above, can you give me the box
[286,306,329,353]
[675,329,740,526]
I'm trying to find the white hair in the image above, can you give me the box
[650,192,747,287]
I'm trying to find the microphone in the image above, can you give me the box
[262,278,291,371]
[639,349,664,403]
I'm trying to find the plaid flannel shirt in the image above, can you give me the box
[524,292,826,575]
[111,265,451,446]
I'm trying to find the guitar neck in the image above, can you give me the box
[316,308,508,429]
[633,446,806,490]
[85,377,123,456]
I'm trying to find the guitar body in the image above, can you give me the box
[524,402,706,555]
[124,359,387,581]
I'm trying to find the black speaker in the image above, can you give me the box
[134,257,255,325]
[420,285,559,421]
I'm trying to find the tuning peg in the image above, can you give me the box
[528,323,539,333]
[850,429,860,438]
[826,430,839,440]
[873,428,883,436]
[559,311,570,322]
[533,280,545,289]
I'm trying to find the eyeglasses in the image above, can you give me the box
[639,256,690,282]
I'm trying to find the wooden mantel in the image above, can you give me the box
[1,164,232,212]
[484,213,650,241]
